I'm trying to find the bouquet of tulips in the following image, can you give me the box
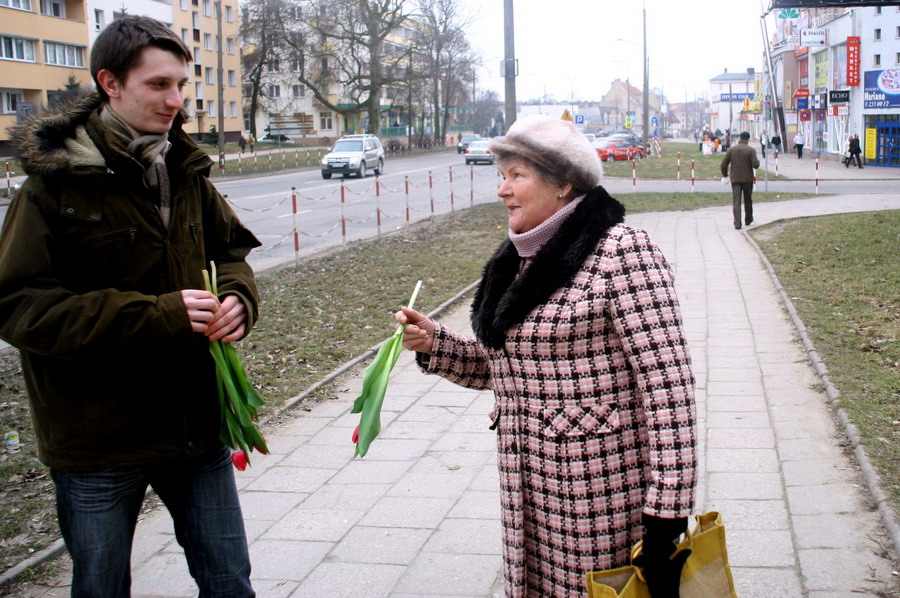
[202,262,268,470]
[351,281,422,457]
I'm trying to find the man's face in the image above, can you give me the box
[101,47,189,135]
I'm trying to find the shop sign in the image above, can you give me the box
[829,105,850,116]
[847,37,861,87]
[800,29,827,47]
[815,110,827,121]
[799,110,812,121]
[829,90,850,103]
[863,70,900,109]
[793,87,810,98]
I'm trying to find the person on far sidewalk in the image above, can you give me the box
[793,131,805,158]
[721,131,760,230]
[771,133,782,155]
[849,134,863,168]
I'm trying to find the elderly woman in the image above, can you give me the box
[397,115,697,598]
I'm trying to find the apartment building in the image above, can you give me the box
[0,0,90,152]
[0,0,243,153]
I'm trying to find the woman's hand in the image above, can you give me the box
[395,306,435,355]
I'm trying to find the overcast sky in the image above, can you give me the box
[460,0,774,103]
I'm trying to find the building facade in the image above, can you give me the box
[707,69,762,136]
[766,5,900,166]
[1,0,90,152]
[0,0,243,152]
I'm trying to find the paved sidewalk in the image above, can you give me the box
[14,193,900,598]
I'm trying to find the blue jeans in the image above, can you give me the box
[51,447,254,598]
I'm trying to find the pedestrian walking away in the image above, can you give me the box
[395,114,697,598]
[849,133,863,168]
[239,135,247,154]
[0,16,260,597]
[721,131,760,230]
[793,131,805,158]
[760,131,768,159]
[248,134,255,153]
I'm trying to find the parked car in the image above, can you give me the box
[592,139,644,162]
[260,133,292,142]
[457,134,481,153]
[583,133,596,142]
[464,139,494,165]
[320,134,385,179]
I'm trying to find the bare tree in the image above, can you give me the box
[240,0,287,137]
[276,0,417,135]
[416,0,475,143]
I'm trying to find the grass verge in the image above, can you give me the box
[0,189,829,588]
[602,140,784,181]
[750,210,900,514]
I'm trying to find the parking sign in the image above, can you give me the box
[575,114,585,125]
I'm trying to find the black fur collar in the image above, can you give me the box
[471,185,625,349]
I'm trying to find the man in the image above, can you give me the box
[0,17,259,597]
[771,132,782,155]
[849,134,863,168]
[721,131,760,230]
[793,131,805,158]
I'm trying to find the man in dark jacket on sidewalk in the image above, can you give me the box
[721,131,760,230]
[0,17,259,597]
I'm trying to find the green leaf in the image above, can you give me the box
[351,281,422,457]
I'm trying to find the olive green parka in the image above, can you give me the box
[0,93,261,470]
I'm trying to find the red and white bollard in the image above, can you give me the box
[815,158,819,195]
[691,160,696,192]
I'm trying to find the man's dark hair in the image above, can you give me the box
[739,132,750,140]
[91,16,193,102]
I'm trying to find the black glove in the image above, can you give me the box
[634,514,690,598]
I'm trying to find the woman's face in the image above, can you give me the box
[497,157,572,234]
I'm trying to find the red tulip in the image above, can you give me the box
[352,425,360,444]
[231,450,248,471]
[254,442,270,455]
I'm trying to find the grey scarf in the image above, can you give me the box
[100,106,173,228]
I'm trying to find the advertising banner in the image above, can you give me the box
[847,37,861,87]
[863,70,900,109]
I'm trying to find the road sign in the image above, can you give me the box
[651,116,659,127]
[575,114,585,125]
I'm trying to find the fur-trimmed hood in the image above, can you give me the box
[471,185,626,349]
[11,91,191,177]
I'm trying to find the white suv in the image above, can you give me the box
[320,134,385,179]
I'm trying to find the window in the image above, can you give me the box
[40,0,63,17]
[291,59,301,72]
[874,28,881,41]
[180,0,187,9]
[0,0,32,10]
[225,5,233,21]
[193,47,200,63]
[181,28,190,45]
[292,85,305,98]
[2,90,22,114]
[94,9,105,31]
[45,42,84,67]
[226,37,234,54]
[1,36,35,61]
[875,54,881,67]
[205,67,214,84]
[320,112,332,130]
[266,60,280,73]
[227,70,235,86]
[896,26,900,38]
[896,51,900,65]
[207,99,215,116]
[202,0,210,17]
[269,84,280,98]
[195,98,203,111]
[229,101,237,117]
[195,81,203,99]
[203,33,212,51]
[192,11,199,28]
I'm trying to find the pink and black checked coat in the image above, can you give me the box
[419,188,697,597]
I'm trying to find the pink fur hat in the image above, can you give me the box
[489,114,603,192]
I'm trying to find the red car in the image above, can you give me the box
[592,139,644,162]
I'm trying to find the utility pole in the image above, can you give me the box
[216,1,225,164]
[642,4,650,153]
[503,0,517,132]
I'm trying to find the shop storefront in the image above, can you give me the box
[863,70,900,167]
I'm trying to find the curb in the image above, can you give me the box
[0,279,482,590]
[744,227,900,561]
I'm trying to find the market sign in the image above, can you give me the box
[863,69,900,109]
[772,1,900,7]
[829,89,851,103]
[847,37,861,87]
[793,88,810,98]
[800,29,827,47]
